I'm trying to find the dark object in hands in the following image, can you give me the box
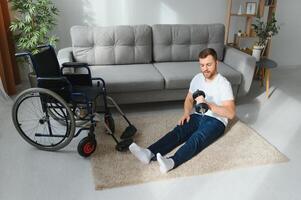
[192,90,209,115]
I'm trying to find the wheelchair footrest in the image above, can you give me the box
[120,125,137,139]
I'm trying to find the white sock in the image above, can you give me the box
[157,153,175,173]
[129,143,153,164]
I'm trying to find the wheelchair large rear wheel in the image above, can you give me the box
[12,88,75,151]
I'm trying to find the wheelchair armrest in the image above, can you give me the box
[91,77,106,88]
[62,62,88,68]
[61,62,93,87]
[61,62,91,75]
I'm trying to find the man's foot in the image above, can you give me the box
[157,153,175,173]
[129,143,153,164]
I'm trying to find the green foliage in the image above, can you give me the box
[252,13,280,47]
[9,0,59,54]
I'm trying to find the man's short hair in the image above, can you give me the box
[198,48,218,61]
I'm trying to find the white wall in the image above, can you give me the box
[52,0,227,48]
[51,0,301,67]
[269,0,301,67]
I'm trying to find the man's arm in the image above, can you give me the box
[178,92,194,125]
[184,92,194,115]
[207,100,236,120]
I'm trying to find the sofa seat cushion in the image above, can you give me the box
[88,64,164,93]
[154,62,242,90]
[153,62,200,89]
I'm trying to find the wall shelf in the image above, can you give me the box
[225,0,277,57]
[230,13,256,17]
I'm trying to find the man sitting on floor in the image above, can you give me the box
[129,48,236,173]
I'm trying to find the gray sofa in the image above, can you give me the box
[58,24,256,104]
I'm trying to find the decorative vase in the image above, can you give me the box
[252,45,264,61]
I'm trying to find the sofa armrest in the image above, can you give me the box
[57,47,74,66]
[57,47,75,73]
[223,46,256,97]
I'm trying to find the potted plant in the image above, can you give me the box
[9,0,59,87]
[252,13,280,61]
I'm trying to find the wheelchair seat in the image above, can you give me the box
[72,85,103,102]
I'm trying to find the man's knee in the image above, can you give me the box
[190,128,222,150]
[172,125,188,142]
[187,132,205,150]
[172,123,196,142]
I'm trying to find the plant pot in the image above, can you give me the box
[28,72,37,88]
[252,45,264,61]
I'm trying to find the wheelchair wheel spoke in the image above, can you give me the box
[30,98,42,118]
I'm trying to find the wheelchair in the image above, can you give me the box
[12,45,137,157]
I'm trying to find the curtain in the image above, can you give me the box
[0,0,20,96]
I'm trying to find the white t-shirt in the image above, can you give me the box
[189,73,234,126]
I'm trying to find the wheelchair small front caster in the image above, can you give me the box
[120,125,137,139]
[115,138,133,152]
[78,136,97,157]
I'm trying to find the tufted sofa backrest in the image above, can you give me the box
[70,24,225,65]
[70,25,152,65]
[152,24,225,62]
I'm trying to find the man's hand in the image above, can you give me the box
[195,95,206,104]
[178,113,190,125]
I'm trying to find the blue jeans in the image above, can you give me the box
[148,114,225,168]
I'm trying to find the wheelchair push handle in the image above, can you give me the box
[37,44,51,49]
[15,52,32,58]
[15,45,52,57]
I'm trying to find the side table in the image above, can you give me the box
[256,58,277,98]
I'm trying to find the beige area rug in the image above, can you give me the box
[91,109,288,190]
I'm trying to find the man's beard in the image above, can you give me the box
[203,71,216,79]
